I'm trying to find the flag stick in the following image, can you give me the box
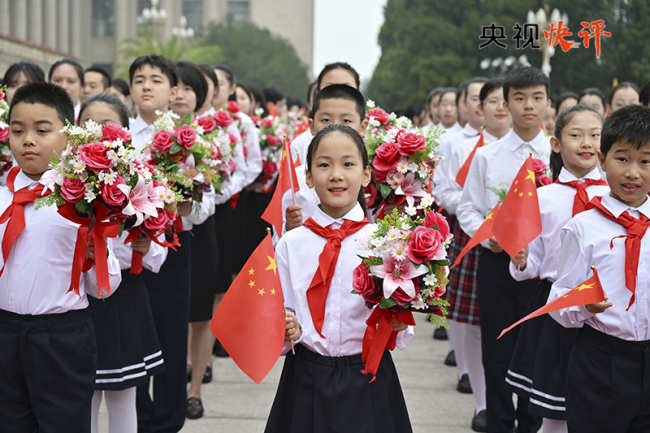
[285,135,297,206]
[283,305,296,355]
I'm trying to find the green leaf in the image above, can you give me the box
[378,182,393,199]
[380,297,398,309]
[181,114,192,125]
[75,200,90,215]
[118,222,125,238]
[169,143,182,154]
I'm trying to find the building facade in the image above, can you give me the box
[0,0,314,75]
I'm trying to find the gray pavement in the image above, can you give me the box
[99,314,478,432]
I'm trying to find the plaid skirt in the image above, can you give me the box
[446,215,481,325]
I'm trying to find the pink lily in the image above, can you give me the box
[370,253,428,299]
[178,154,205,184]
[395,172,427,207]
[39,168,64,194]
[118,177,159,226]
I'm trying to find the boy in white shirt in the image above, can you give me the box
[0,82,121,432]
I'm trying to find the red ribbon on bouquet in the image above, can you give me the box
[361,307,416,382]
[58,202,121,297]
[124,226,181,275]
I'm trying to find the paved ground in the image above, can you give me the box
[99,314,479,432]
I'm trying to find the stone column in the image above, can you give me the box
[0,0,10,35]
[57,0,70,53]
[43,0,57,48]
[69,0,81,57]
[12,0,27,41]
[28,0,43,44]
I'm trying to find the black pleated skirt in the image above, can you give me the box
[88,271,164,390]
[265,345,412,433]
[189,215,219,322]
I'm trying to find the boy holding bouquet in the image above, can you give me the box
[0,82,121,432]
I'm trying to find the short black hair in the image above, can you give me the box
[463,77,488,102]
[3,62,45,89]
[427,87,444,105]
[229,83,253,104]
[176,61,208,112]
[198,64,218,88]
[503,67,550,103]
[639,82,650,107]
[600,105,650,157]
[438,87,457,104]
[316,62,360,90]
[49,58,84,85]
[264,86,284,105]
[9,82,74,126]
[456,81,469,105]
[129,54,178,87]
[85,67,112,90]
[212,64,235,86]
[310,84,365,123]
[247,83,267,116]
[111,78,130,97]
[578,87,606,108]
[307,81,317,103]
[608,81,639,106]
[78,93,130,128]
[555,92,579,114]
[479,78,504,105]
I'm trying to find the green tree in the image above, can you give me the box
[200,17,310,99]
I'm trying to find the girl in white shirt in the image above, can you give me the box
[506,105,608,433]
[265,124,413,433]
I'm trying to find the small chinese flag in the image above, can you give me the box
[211,233,285,383]
[450,203,499,269]
[294,118,309,141]
[455,130,484,188]
[491,155,542,257]
[261,136,300,237]
[498,267,606,339]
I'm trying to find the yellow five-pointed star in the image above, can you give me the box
[248,280,255,288]
[248,268,255,276]
[575,283,595,291]
[486,213,494,220]
[266,256,277,276]
[528,192,533,197]
[271,289,276,295]
[519,192,524,197]
[525,169,536,184]
[514,188,518,193]
[258,288,265,296]
[515,180,519,184]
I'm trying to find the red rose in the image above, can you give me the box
[367,108,390,125]
[174,124,196,150]
[101,124,130,143]
[100,175,127,207]
[214,110,233,128]
[261,118,274,128]
[250,115,260,124]
[151,130,174,152]
[0,127,8,142]
[144,209,170,231]
[266,135,277,146]
[166,209,178,222]
[407,226,443,264]
[196,116,217,134]
[392,286,418,306]
[372,142,401,172]
[228,132,239,144]
[79,142,113,171]
[532,158,547,176]
[229,160,237,173]
[352,263,380,303]
[263,161,277,177]
[372,168,389,183]
[397,132,426,157]
[227,101,241,113]
[61,177,85,203]
[537,175,552,187]
[423,211,450,240]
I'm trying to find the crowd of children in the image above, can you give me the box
[0,54,650,433]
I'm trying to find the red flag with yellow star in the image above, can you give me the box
[498,267,605,339]
[261,136,300,237]
[450,203,499,269]
[210,233,285,383]
[491,155,542,257]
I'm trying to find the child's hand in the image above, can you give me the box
[391,316,408,332]
[131,235,152,256]
[585,292,613,314]
[284,311,300,342]
[87,238,107,262]
[488,236,503,253]
[177,200,192,217]
[285,205,302,231]
[511,246,529,270]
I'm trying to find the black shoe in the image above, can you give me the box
[433,327,448,340]
[186,364,191,383]
[214,340,230,358]
[186,397,204,420]
[457,373,472,394]
[202,366,212,384]
[444,350,456,366]
[471,409,487,432]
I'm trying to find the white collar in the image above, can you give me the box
[557,166,603,183]
[312,203,365,228]
[601,194,650,219]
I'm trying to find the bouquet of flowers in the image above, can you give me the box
[352,202,452,380]
[0,87,13,175]
[195,110,241,192]
[38,120,182,293]
[250,114,285,192]
[365,100,413,138]
[365,110,443,216]
[148,111,226,202]
[532,157,552,187]
[284,105,308,141]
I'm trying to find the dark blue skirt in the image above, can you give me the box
[265,344,412,433]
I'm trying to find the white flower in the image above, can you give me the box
[410,297,426,309]
[369,118,380,128]
[371,237,385,248]
[195,125,205,135]
[71,159,86,174]
[101,171,118,185]
[84,190,96,203]
[423,274,438,286]
[405,205,417,216]
[366,99,376,108]
[420,193,434,208]
[106,149,119,164]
